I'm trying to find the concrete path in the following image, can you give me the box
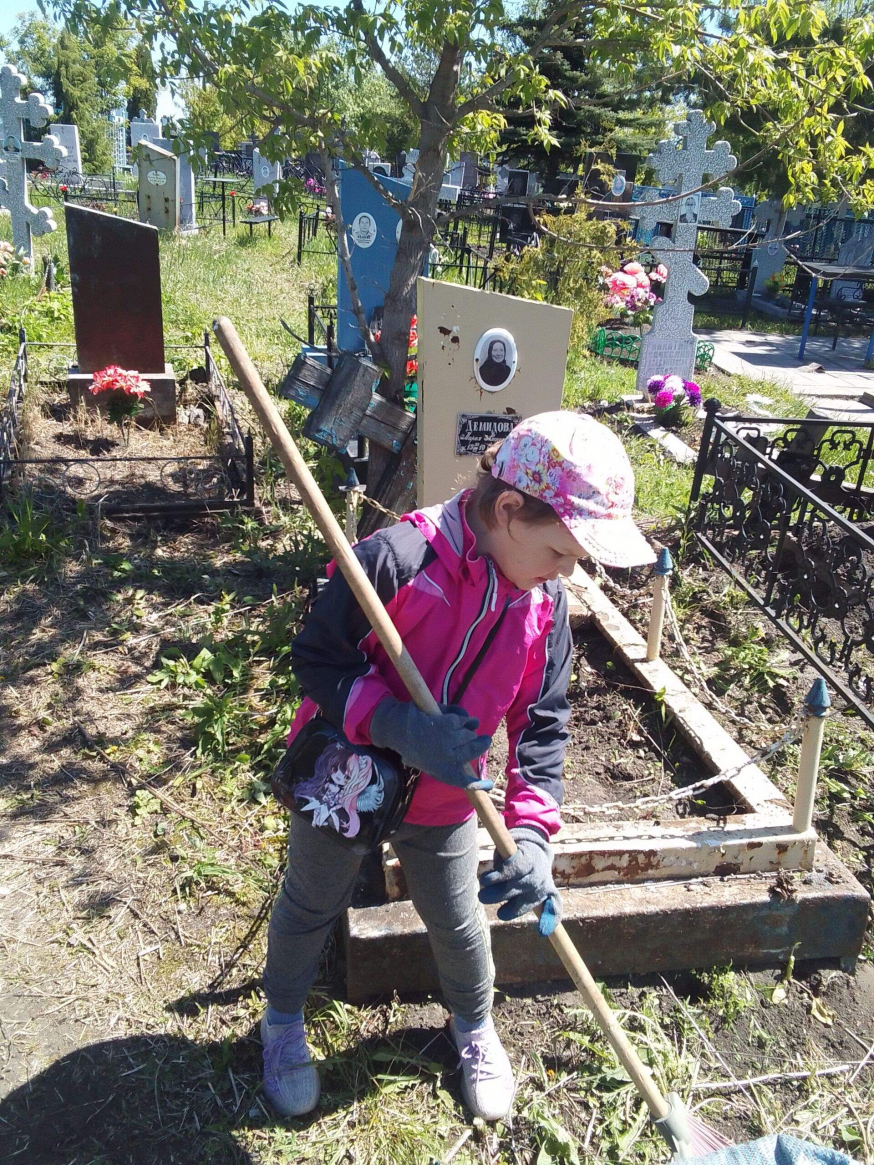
[696,327,874,400]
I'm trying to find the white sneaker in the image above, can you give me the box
[450,1016,515,1121]
[261,1012,321,1117]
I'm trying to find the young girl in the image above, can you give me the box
[261,410,655,1122]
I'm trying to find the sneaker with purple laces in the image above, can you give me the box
[261,1012,321,1117]
[449,1016,515,1121]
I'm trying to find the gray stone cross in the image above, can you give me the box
[0,65,67,265]
[633,110,740,390]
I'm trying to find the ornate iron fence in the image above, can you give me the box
[0,331,254,518]
[0,330,27,497]
[588,328,715,372]
[687,403,874,728]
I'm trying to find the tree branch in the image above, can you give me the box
[455,0,588,119]
[321,151,380,359]
[350,0,425,118]
[149,0,320,130]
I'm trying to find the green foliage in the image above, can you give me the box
[691,966,753,1027]
[713,624,792,695]
[0,494,72,577]
[499,6,665,175]
[504,212,620,345]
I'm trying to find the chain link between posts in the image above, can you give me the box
[560,709,805,819]
[561,563,806,819]
[358,493,402,523]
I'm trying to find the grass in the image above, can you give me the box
[2,204,874,1165]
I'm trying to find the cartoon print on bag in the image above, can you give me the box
[294,743,385,837]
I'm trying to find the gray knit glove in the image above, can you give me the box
[369,698,493,790]
[478,826,561,936]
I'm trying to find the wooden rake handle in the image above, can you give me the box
[212,316,670,1122]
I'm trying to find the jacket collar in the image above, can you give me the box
[403,491,525,598]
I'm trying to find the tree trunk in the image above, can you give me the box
[363,120,450,521]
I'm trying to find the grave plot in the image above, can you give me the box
[347,562,869,1000]
[1,332,254,518]
[0,201,256,519]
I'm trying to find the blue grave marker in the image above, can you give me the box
[336,165,412,353]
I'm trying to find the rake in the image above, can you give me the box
[212,315,731,1159]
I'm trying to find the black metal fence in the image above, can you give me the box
[0,330,27,498]
[0,331,255,518]
[297,206,336,263]
[688,405,874,727]
[307,294,337,357]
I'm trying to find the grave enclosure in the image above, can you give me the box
[344,563,869,999]
[1,204,254,518]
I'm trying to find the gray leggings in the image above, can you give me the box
[263,813,495,1025]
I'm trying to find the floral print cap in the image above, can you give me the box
[491,411,656,568]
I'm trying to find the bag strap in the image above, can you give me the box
[451,596,511,706]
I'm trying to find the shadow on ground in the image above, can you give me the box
[0,1017,463,1165]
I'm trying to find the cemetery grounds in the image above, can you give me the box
[0,211,872,1165]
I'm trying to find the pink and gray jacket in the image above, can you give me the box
[288,491,572,838]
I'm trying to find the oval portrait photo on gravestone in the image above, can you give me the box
[349,212,377,249]
[474,328,517,392]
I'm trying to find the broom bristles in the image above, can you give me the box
[685,1112,734,1157]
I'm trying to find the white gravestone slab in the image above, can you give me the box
[417,278,573,506]
[0,65,66,266]
[50,124,82,176]
[155,137,196,232]
[129,117,160,179]
[632,111,739,391]
[252,148,282,195]
[110,111,126,170]
[137,140,179,231]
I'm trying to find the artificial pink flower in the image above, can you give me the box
[663,374,684,395]
[89,365,151,399]
[635,272,651,289]
[653,264,668,281]
[608,271,636,295]
[624,262,644,276]
[654,389,675,409]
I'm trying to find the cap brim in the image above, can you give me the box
[568,516,656,569]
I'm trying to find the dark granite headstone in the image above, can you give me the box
[66,204,165,374]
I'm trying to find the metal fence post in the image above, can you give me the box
[244,432,256,507]
[740,262,758,330]
[793,679,830,833]
[646,548,674,662]
[298,209,304,264]
[308,292,315,347]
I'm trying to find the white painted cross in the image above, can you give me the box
[633,111,740,388]
[0,65,67,265]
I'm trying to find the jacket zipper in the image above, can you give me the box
[441,559,497,704]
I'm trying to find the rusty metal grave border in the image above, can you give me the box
[382,564,817,900]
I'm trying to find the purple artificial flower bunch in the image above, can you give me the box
[646,374,702,411]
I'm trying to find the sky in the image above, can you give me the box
[0,0,183,119]
[0,1,37,39]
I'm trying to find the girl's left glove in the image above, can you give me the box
[478,826,561,938]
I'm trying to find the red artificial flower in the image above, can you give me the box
[230,190,236,197]
[60,184,68,193]
[89,365,151,399]
[406,359,418,377]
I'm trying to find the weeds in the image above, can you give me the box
[0,493,75,575]
[713,624,792,696]
[691,966,754,1027]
